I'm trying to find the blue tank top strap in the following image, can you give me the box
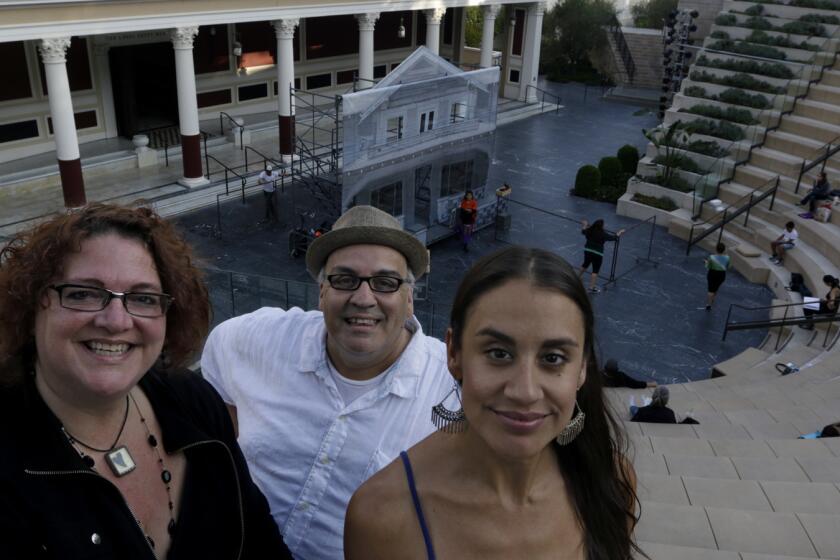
[399,451,436,560]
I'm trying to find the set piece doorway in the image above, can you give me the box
[109,42,178,138]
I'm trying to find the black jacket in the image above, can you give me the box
[0,368,292,560]
[631,404,677,424]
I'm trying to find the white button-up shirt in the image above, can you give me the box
[201,307,452,560]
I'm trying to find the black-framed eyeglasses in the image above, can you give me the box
[49,284,174,318]
[326,274,408,293]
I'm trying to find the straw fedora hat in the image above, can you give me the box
[305,205,429,280]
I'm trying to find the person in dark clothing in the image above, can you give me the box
[799,172,832,215]
[0,204,291,559]
[602,359,658,389]
[801,274,840,330]
[631,386,677,424]
[578,219,624,293]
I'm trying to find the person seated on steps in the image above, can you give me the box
[602,359,657,389]
[769,221,798,266]
[630,386,677,424]
[800,274,840,330]
[799,171,832,217]
[799,421,840,439]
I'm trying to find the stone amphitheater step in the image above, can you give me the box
[820,68,840,88]
[638,541,820,560]
[637,472,840,515]
[762,129,825,160]
[808,82,840,106]
[795,97,840,126]
[635,501,838,557]
[779,113,840,144]
[749,146,807,177]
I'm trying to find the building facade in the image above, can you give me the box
[0,0,546,206]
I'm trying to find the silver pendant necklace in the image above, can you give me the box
[62,395,135,477]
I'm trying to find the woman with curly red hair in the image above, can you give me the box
[0,204,290,559]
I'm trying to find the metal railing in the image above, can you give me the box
[608,15,636,83]
[686,175,779,254]
[219,111,244,150]
[524,85,562,114]
[724,300,840,351]
[205,154,247,201]
[794,134,840,194]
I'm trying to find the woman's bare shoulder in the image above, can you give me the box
[345,456,422,560]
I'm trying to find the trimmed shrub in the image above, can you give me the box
[676,119,746,141]
[653,153,705,174]
[646,173,694,192]
[743,16,775,30]
[781,20,827,36]
[710,30,730,39]
[574,165,601,197]
[718,88,770,109]
[744,4,765,15]
[715,14,737,25]
[746,30,820,51]
[799,13,840,24]
[684,85,708,99]
[617,145,640,173]
[790,0,840,10]
[686,140,730,158]
[707,39,787,60]
[632,193,679,211]
[598,156,623,187]
[694,54,793,79]
[689,69,785,94]
[681,104,759,125]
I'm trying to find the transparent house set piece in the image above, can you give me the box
[341,47,500,245]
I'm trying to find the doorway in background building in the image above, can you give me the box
[109,42,178,138]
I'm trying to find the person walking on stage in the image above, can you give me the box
[703,242,730,311]
[258,164,280,223]
[578,219,624,293]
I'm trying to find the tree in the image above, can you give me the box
[644,121,689,188]
[465,7,483,48]
[541,0,617,76]
[631,0,678,29]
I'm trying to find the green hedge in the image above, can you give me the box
[574,165,601,198]
[707,39,787,60]
[746,30,821,51]
[715,14,737,25]
[675,119,746,141]
[718,88,770,109]
[790,0,840,10]
[781,20,827,36]
[694,54,793,80]
[681,104,759,125]
[617,145,640,173]
[598,156,623,187]
[653,153,705,174]
[687,140,730,158]
[800,13,840,24]
[690,69,785,94]
[632,193,679,211]
[646,173,694,192]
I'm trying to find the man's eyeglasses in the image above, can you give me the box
[49,284,174,318]
[326,274,408,293]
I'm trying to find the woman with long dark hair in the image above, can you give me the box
[345,246,642,559]
[802,274,840,330]
[458,190,478,252]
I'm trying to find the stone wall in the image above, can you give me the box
[679,0,726,40]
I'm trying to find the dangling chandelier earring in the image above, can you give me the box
[431,383,467,433]
[556,402,585,446]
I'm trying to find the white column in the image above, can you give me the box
[92,42,118,138]
[273,18,299,160]
[424,8,446,56]
[171,26,207,186]
[519,2,546,102]
[356,13,379,89]
[39,37,86,207]
[480,5,501,68]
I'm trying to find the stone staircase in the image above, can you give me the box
[614,0,840,557]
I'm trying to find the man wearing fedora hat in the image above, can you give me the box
[201,205,452,559]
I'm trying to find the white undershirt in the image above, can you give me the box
[327,356,393,405]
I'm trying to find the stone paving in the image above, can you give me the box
[174,82,774,383]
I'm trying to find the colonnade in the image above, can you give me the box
[39,2,545,206]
